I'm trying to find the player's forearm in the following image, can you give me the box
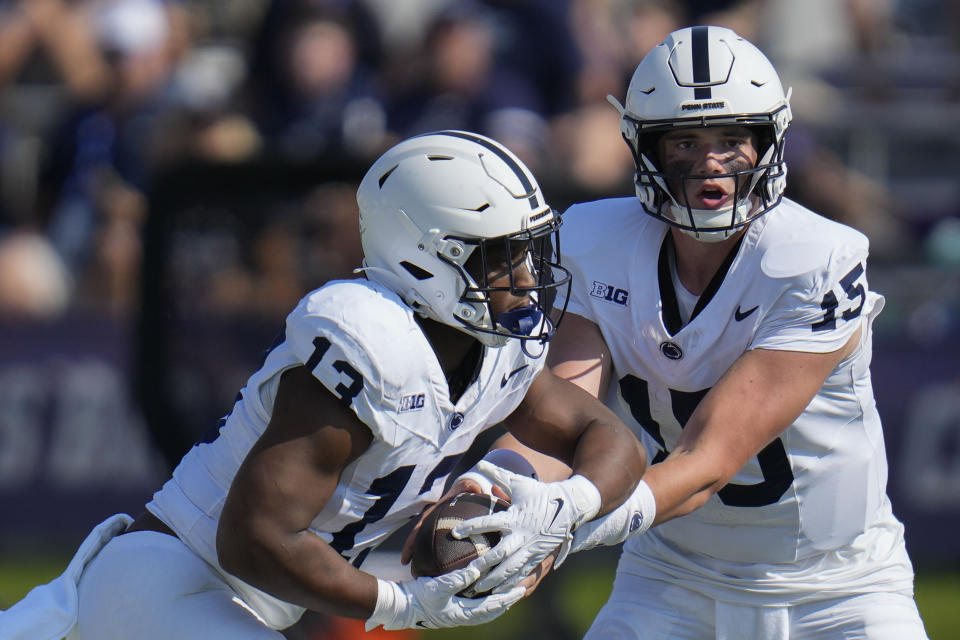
[217,520,378,619]
[641,449,728,525]
[569,419,647,518]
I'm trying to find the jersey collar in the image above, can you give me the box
[657,231,745,336]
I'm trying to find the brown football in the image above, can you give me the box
[410,492,509,579]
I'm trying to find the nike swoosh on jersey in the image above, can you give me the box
[734,304,759,321]
[548,497,564,528]
[500,364,530,388]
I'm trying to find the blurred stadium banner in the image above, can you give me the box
[871,337,960,563]
[0,314,166,546]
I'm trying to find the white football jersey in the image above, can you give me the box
[560,197,915,603]
[147,278,545,629]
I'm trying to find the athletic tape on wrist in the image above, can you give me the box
[566,474,603,525]
[367,578,405,631]
[630,479,656,536]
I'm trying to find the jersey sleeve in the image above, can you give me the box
[751,238,877,353]
[282,287,411,446]
[561,274,598,322]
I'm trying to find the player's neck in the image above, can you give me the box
[415,316,485,400]
[670,227,747,296]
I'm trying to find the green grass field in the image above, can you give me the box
[3,552,957,638]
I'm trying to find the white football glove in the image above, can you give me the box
[569,479,656,554]
[456,448,538,495]
[365,557,525,631]
[450,460,601,595]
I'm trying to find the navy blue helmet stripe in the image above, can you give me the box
[691,26,712,100]
[434,130,540,210]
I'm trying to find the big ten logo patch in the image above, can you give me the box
[398,393,425,413]
[590,281,629,306]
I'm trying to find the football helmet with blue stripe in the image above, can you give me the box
[356,131,570,348]
[611,26,792,242]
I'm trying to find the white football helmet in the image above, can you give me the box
[610,26,792,241]
[356,130,570,348]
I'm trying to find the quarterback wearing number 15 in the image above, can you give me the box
[496,25,928,639]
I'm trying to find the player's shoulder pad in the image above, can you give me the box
[757,199,869,282]
[286,279,432,400]
[562,197,651,255]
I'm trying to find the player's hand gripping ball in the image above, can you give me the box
[410,492,509,593]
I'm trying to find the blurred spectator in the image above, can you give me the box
[681,0,767,41]
[762,0,894,89]
[385,3,549,168]
[0,0,113,229]
[245,1,388,162]
[39,0,177,313]
[781,124,911,260]
[478,0,585,167]
[548,100,633,194]
[161,177,364,319]
[549,0,680,194]
[223,182,362,316]
[569,0,682,103]
[358,0,449,62]
[479,0,582,117]
[158,11,260,164]
[758,0,936,260]
[301,182,364,285]
[0,0,112,102]
[0,230,73,318]
[202,212,305,317]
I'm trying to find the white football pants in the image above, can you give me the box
[67,529,284,639]
[585,570,929,640]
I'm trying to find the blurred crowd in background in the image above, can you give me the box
[0,0,958,322]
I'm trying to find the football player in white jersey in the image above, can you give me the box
[0,131,646,639]
[474,27,929,638]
